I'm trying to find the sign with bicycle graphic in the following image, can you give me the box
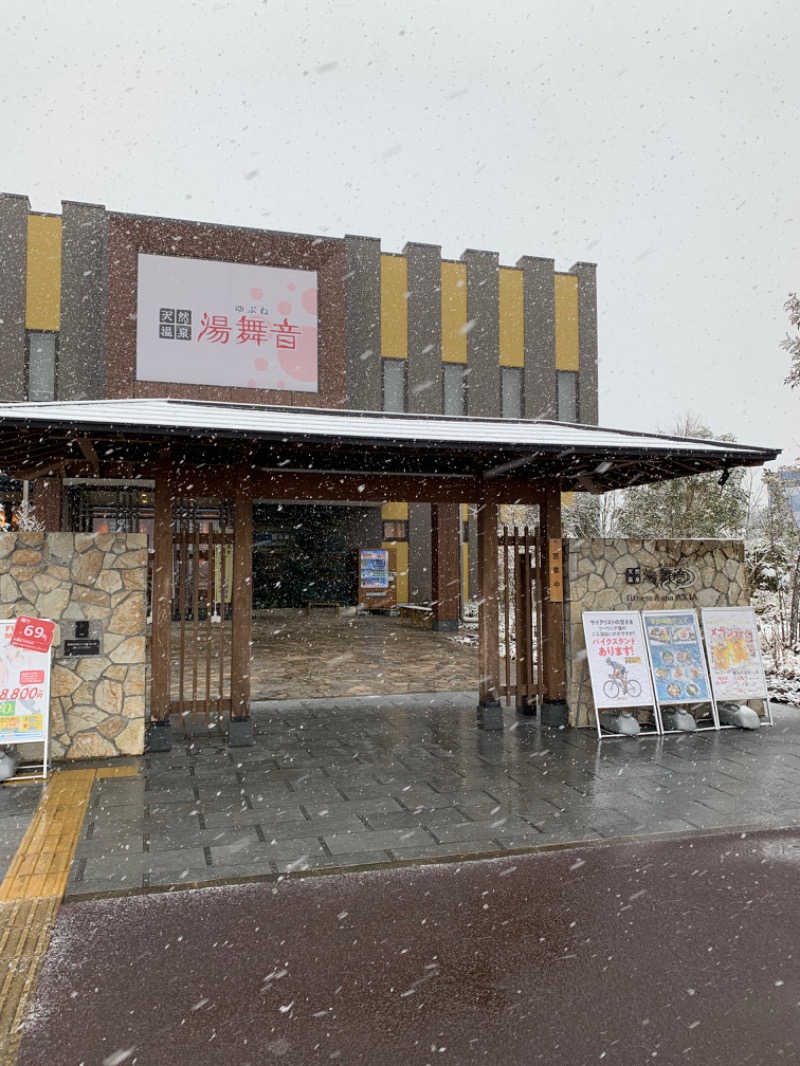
[582,612,655,711]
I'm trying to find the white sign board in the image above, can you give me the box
[0,619,52,769]
[701,607,768,701]
[582,612,655,709]
[136,253,319,392]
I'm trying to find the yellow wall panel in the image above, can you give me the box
[555,274,580,371]
[380,255,408,359]
[383,538,409,602]
[382,502,409,521]
[499,268,524,368]
[441,261,468,363]
[26,214,62,331]
[381,502,409,601]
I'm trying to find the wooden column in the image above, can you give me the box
[431,502,461,631]
[538,481,568,727]
[476,499,503,728]
[30,477,62,531]
[149,471,173,728]
[229,476,253,735]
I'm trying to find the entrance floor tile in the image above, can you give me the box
[35,694,799,899]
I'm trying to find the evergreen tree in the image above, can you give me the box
[614,416,749,540]
[781,293,800,388]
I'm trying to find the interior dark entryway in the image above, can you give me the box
[252,502,379,610]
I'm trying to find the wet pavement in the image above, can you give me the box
[19,826,800,1065]
[61,695,800,898]
[0,783,44,882]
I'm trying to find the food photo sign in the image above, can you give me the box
[642,609,719,731]
[701,607,772,722]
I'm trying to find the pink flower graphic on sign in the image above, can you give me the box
[277,326,317,383]
[302,287,318,316]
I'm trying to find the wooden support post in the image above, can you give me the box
[476,499,503,729]
[148,471,173,748]
[229,476,253,744]
[30,477,62,531]
[538,481,568,727]
[431,502,461,632]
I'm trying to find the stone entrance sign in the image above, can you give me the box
[564,539,749,727]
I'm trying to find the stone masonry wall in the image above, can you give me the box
[564,538,749,728]
[0,533,147,760]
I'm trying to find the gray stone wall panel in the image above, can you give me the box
[517,255,556,420]
[570,261,599,425]
[462,250,500,418]
[404,242,442,415]
[0,194,30,400]
[408,502,432,602]
[59,200,108,400]
[344,235,381,412]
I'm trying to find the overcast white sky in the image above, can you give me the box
[3,0,798,466]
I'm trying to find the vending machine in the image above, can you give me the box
[358,547,397,612]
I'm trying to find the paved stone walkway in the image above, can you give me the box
[61,693,800,898]
[0,784,43,883]
[170,611,479,702]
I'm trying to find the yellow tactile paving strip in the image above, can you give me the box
[0,764,140,1066]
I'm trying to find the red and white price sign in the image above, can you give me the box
[11,616,56,654]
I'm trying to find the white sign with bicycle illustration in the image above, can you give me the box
[582,612,656,711]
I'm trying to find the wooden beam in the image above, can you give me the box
[476,500,500,708]
[229,474,253,718]
[431,503,461,630]
[77,438,99,465]
[29,477,62,531]
[7,458,68,480]
[129,464,549,506]
[538,482,568,725]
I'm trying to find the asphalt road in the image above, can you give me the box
[18,828,800,1066]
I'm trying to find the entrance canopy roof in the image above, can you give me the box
[0,398,779,501]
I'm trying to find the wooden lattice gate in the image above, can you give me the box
[498,525,543,709]
[169,501,235,722]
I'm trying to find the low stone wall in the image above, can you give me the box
[564,538,749,727]
[0,533,147,760]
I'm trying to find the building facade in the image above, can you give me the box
[0,194,598,608]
